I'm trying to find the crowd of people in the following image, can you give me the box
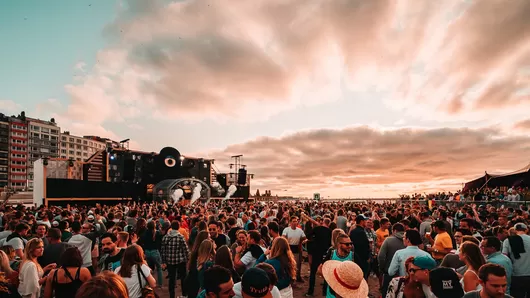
[399,187,529,202]
[0,195,525,298]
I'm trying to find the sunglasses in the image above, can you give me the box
[208,228,218,231]
[408,268,424,274]
[340,242,353,246]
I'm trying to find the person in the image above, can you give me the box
[256,237,295,297]
[350,214,370,278]
[214,245,241,283]
[75,271,128,298]
[240,267,274,298]
[43,247,91,298]
[196,265,235,298]
[502,222,530,297]
[161,220,189,298]
[481,236,512,295]
[99,233,125,272]
[281,216,305,282]
[462,264,511,298]
[378,223,406,296]
[304,216,331,297]
[388,230,432,277]
[39,228,71,268]
[319,234,353,298]
[137,221,163,288]
[115,245,156,298]
[321,260,369,298]
[18,238,56,298]
[68,220,105,276]
[459,241,486,292]
[426,220,452,264]
[407,255,438,297]
[429,267,464,298]
[386,256,426,298]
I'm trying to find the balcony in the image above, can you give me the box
[10,157,27,162]
[9,164,26,169]
[10,128,27,134]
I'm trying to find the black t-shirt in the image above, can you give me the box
[228,227,241,246]
[212,234,228,250]
[103,249,125,272]
[310,226,332,256]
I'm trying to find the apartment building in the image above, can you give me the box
[27,117,60,190]
[60,131,106,161]
[0,114,9,188]
[8,113,28,191]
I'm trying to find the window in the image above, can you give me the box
[51,142,57,147]
[83,153,88,157]
[76,145,81,149]
[50,129,58,134]
[69,138,74,142]
[41,128,49,133]
[50,136,57,140]
[89,141,93,146]
[60,155,66,159]
[31,125,39,131]
[83,146,88,150]
[76,151,81,156]
[32,133,39,137]
[76,139,81,144]
[40,148,50,153]
[61,136,67,141]
[69,150,74,155]
[61,143,66,147]
[41,134,49,140]
[61,149,66,154]
[83,140,87,145]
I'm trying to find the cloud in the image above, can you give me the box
[127,123,144,130]
[514,119,530,130]
[207,126,530,197]
[55,0,526,125]
[0,100,23,115]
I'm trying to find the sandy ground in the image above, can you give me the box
[154,262,382,298]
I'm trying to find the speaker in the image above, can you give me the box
[123,159,135,181]
[216,174,227,189]
[238,168,247,185]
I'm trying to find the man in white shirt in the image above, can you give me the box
[282,215,306,282]
[5,223,30,258]
[234,230,266,272]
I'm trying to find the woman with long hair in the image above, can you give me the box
[137,221,163,288]
[459,241,486,292]
[187,239,215,298]
[214,245,240,283]
[43,247,91,298]
[115,245,156,298]
[257,237,296,298]
[188,231,210,271]
[18,238,56,298]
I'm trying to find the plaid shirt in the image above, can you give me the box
[161,230,189,265]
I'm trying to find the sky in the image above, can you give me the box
[1,0,530,198]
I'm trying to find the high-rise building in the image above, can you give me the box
[0,114,9,188]
[27,117,60,190]
[60,131,106,161]
[7,112,28,191]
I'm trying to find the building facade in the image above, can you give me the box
[27,118,60,190]
[0,114,9,188]
[8,114,29,191]
[60,131,106,161]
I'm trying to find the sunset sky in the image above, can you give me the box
[1,0,530,198]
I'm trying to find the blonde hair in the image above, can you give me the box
[21,238,43,272]
[196,240,215,270]
[331,228,346,248]
[0,250,13,275]
[269,237,297,280]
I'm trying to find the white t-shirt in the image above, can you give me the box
[6,236,26,251]
[282,227,305,245]
[240,246,266,270]
[115,264,151,298]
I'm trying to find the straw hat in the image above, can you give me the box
[322,260,369,298]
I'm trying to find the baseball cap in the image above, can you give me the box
[52,221,59,227]
[87,215,95,221]
[515,223,527,231]
[412,255,437,270]
[241,268,272,298]
[356,214,367,221]
[429,267,464,298]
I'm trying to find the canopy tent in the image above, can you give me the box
[463,163,530,192]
